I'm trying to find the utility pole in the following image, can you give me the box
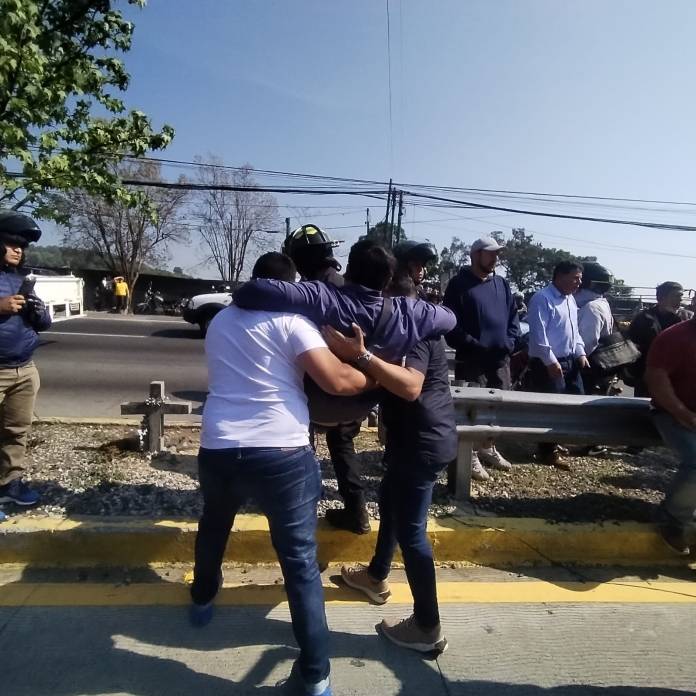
[366,208,371,237]
[389,188,397,248]
[285,217,291,238]
[395,190,404,245]
[384,179,393,226]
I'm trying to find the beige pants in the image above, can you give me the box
[0,363,39,485]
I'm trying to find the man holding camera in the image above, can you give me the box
[0,211,51,514]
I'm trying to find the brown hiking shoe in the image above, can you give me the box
[379,614,448,654]
[538,448,570,471]
[341,565,391,604]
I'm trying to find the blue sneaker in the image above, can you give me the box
[0,479,40,506]
[189,570,224,628]
[286,661,332,696]
[189,600,214,627]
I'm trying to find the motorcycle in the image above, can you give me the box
[135,284,166,315]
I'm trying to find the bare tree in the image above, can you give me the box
[60,161,189,310]
[195,159,278,282]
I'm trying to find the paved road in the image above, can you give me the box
[34,313,207,418]
[0,566,694,695]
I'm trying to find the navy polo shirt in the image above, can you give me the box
[381,337,458,466]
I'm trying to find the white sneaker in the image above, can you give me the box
[471,451,490,481]
[478,446,512,472]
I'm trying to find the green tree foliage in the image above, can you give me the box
[496,228,595,292]
[58,160,189,310]
[0,0,174,218]
[493,228,632,296]
[362,221,406,248]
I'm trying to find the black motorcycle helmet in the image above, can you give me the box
[393,240,438,266]
[0,210,42,248]
[580,262,613,293]
[282,224,340,277]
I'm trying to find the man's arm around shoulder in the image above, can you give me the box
[233,279,327,322]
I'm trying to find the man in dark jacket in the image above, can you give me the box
[0,211,52,516]
[284,224,369,535]
[443,236,519,481]
[628,282,687,397]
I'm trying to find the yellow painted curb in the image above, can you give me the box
[2,580,696,607]
[0,515,685,568]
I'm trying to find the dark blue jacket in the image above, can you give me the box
[0,269,52,367]
[233,280,456,362]
[443,267,519,364]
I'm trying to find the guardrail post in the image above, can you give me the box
[448,439,473,500]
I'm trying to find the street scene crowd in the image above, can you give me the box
[0,210,694,696]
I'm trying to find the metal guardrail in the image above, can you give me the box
[448,386,662,499]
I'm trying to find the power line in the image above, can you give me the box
[21,145,696,207]
[9,166,696,231]
[402,190,696,232]
[385,0,394,169]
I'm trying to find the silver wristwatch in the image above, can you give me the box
[355,350,373,367]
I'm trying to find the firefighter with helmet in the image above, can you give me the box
[284,224,371,534]
[283,224,343,287]
[0,211,52,519]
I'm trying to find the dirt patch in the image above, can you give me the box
[9,422,677,523]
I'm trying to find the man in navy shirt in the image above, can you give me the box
[443,236,519,481]
[323,275,454,655]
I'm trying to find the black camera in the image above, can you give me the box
[17,276,44,321]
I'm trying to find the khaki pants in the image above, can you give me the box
[0,363,39,485]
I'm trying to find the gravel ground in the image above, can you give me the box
[8,422,679,523]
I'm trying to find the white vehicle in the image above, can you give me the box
[182,285,233,337]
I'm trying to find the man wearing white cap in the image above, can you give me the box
[443,236,520,481]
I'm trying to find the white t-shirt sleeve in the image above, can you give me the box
[287,315,328,357]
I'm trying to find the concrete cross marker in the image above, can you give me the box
[120,381,192,454]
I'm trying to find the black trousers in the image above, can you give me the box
[528,356,583,456]
[455,355,511,390]
[325,420,364,510]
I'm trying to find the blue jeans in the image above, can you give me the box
[653,412,696,528]
[192,445,329,685]
[368,450,447,630]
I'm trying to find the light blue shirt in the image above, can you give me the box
[527,284,585,366]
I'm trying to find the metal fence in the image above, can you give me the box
[449,386,662,499]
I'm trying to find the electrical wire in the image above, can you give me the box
[386,0,394,170]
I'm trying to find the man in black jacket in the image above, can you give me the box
[0,212,52,517]
[443,236,519,481]
[283,224,368,534]
[628,282,687,397]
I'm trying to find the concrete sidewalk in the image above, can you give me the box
[0,566,694,695]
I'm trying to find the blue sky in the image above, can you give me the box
[45,1,696,292]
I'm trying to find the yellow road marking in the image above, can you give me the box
[1,581,695,607]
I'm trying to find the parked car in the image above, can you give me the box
[182,285,233,336]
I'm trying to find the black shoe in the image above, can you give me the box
[658,523,690,556]
[325,506,370,535]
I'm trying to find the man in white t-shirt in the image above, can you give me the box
[191,252,369,696]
